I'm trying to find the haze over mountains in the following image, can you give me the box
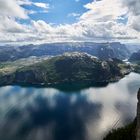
[0,42,134,62]
[129,50,140,62]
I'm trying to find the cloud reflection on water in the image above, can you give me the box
[0,73,139,140]
[0,87,102,140]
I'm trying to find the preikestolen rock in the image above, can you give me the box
[137,88,140,140]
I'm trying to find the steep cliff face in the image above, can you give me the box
[137,88,140,140]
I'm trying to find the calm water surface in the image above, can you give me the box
[0,72,140,140]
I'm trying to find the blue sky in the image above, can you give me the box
[22,0,93,25]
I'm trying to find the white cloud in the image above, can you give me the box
[78,0,140,41]
[81,0,127,22]
[122,0,140,32]
[130,16,140,31]
[17,0,32,5]
[0,0,139,44]
[31,0,139,43]
[18,1,50,14]
[33,2,50,10]
[122,0,140,16]
[0,0,31,35]
[0,0,28,19]
[0,17,28,33]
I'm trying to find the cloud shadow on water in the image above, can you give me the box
[0,93,102,140]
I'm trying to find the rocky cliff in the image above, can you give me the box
[137,88,140,140]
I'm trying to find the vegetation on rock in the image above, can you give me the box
[104,120,136,140]
[0,52,131,86]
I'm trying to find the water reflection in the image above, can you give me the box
[0,72,139,140]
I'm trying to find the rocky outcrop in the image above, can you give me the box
[137,88,140,140]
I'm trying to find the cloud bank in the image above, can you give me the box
[0,0,139,45]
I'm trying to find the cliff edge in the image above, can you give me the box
[137,88,140,140]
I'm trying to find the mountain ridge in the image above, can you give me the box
[0,52,132,86]
[0,42,130,62]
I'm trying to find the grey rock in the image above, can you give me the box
[137,88,140,140]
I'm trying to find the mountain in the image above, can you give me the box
[126,44,140,53]
[129,50,140,73]
[97,42,130,60]
[0,52,131,86]
[0,42,130,62]
[129,50,140,62]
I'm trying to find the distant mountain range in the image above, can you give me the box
[129,50,140,62]
[0,52,131,86]
[129,50,140,73]
[0,42,131,62]
[125,44,140,53]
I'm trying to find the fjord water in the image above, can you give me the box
[0,73,140,140]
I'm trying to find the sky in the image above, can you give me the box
[0,0,140,45]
